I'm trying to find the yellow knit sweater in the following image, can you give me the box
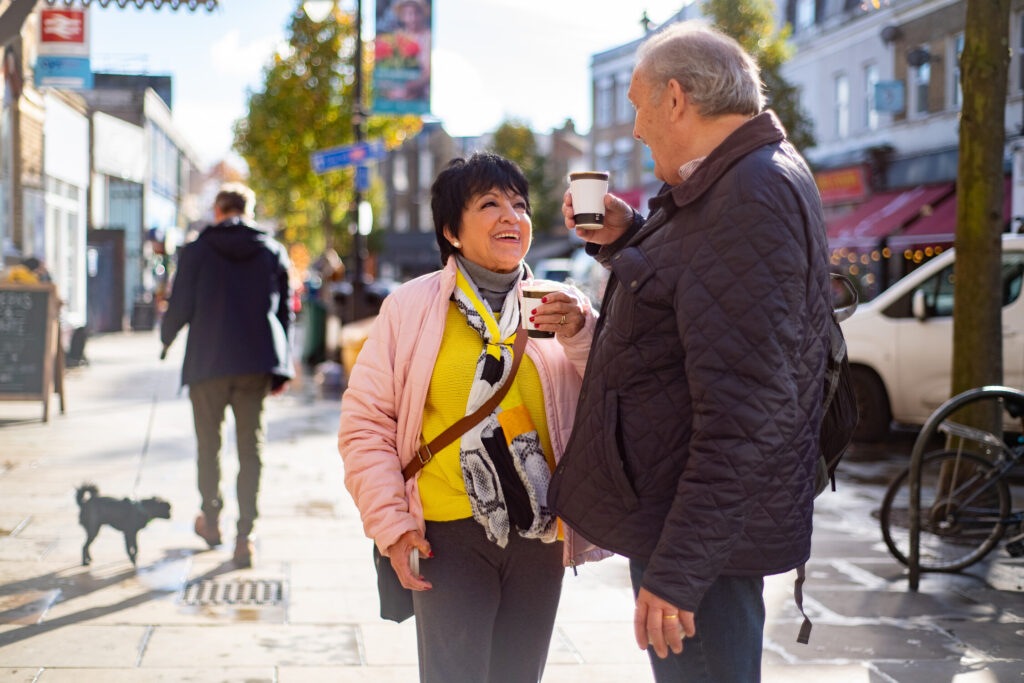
[419,302,555,520]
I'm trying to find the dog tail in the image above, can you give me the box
[76,483,98,507]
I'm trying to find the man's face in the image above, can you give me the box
[628,67,674,184]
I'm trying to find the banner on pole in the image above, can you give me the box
[372,0,431,115]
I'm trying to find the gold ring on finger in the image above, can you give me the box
[559,314,567,325]
[663,614,678,620]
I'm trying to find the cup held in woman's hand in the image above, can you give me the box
[568,171,610,229]
[521,282,562,339]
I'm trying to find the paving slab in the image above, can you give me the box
[277,665,418,682]
[140,624,361,667]
[874,660,1024,682]
[0,624,148,667]
[0,669,40,683]
[35,668,274,682]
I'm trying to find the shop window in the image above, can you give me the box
[834,73,850,139]
[864,63,879,131]
[950,33,964,110]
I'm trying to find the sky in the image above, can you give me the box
[89,0,694,170]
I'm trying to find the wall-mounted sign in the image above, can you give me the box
[35,8,92,90]
[874,81,904,113]
[815,165,870,205]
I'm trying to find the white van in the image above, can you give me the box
[842,234,1024,440]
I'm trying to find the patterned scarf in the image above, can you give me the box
[450,264,557,547]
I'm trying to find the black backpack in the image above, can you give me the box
[797,272,859,645]
[813,273,859,497]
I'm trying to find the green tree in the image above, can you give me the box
[951,0,1011,432]
[490,120,559,234]
[233,3,421,254]
[703,0,815,152]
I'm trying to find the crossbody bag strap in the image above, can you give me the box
[401,327,528,481]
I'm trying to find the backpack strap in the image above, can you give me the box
[795,562,812,644]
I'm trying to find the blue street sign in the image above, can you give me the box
[310,141,386,174]
[355,165,370,192]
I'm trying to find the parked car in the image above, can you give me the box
[841,234,1024,441]
[532,258,572,283]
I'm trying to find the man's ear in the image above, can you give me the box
[667,79,688,121]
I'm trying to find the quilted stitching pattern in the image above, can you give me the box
[549,115,830,612]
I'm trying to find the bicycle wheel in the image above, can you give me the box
[880,450,1011,571]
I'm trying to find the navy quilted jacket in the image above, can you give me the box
[160,217,294,388]
[548,112,830,612]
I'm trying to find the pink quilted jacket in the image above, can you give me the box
[338,258,607,567]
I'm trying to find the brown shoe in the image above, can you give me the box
[194,514,222,548]
[232,537,253,568]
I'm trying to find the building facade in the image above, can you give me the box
[781,0,1021,298]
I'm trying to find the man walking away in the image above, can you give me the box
[161,183,293,568]
[548,22,831,682]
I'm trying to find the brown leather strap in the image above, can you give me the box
[402,328,528,481]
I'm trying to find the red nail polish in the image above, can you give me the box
[541,297,548,303]
[531,308,536,314]
[428,551,434,558]
[529,316,535,322]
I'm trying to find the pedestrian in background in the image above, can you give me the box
[339,153,607,683]
[548,22,831,682]
[161,182,293,568]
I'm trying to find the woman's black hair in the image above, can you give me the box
[430,152,531,267]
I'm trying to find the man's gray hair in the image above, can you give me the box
[636,21,765,117]
[215,182,256,218]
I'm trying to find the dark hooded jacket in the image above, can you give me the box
[160,216,293,388]
[548,112,831,613]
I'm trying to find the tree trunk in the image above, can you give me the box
[951,0,1011,439]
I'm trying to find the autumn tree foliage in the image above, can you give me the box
[703,0,815,152]
[234,4,421,252]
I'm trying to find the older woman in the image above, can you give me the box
[339,153,603,682]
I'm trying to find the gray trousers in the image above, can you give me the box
[188,373,270,534]
[412,518,564,683]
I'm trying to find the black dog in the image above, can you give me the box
[76,484,171,566]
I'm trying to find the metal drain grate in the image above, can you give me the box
[180,579,284,606]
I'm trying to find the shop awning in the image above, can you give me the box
[827,184,954,248]
[888,177,1012,251]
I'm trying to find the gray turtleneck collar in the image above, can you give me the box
[456,254,523,314]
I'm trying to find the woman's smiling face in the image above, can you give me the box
[445,188,532,274]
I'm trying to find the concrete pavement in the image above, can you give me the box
[0,330,1022,681]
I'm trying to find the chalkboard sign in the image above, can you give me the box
[0,282,64,421]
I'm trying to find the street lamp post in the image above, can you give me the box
[304,0,367,323]
[350,0,367,324]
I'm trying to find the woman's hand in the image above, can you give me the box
[562,190,634,244]
[527,290,586,339]
[386,530,433,591]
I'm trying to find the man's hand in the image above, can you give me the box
[634,587,696,659]
[562,190,634,244]
[386,529,433,591]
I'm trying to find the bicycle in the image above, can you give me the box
[879,386,1024,572]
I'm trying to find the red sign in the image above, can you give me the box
[41,10,85,44]
[815,166,869,205]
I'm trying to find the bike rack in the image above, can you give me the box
[906,385,1024,589]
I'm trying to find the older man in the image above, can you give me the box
[161,183,293,568]
[549,22,831,681]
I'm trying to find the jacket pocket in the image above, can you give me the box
[604,390,639,511]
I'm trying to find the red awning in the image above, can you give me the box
[827,184,954,247]
[888,177,1012,250]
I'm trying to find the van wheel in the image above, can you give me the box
[851,366,891,442]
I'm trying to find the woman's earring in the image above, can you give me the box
[452,240,461,248]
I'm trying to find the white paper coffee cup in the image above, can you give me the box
[568,171,610,229]
[520,281,562,339]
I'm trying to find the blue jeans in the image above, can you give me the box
[629,558,765,682]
